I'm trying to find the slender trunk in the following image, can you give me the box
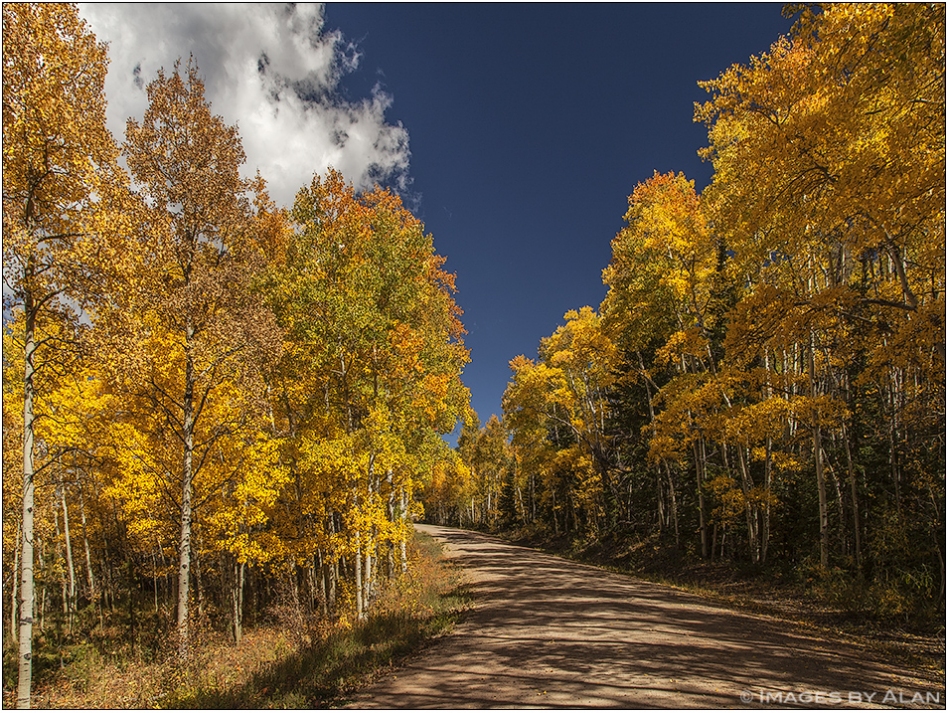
[231,560,244,645]
[824,447,846,555]
[318,551,328,617]
[841,424,861,567]
[78,483,96,600]
[18,305,37,710]
[530,473,536,522]
[161,540,170,621]
[387,470,395,531]
[329,514,338,610]
[809,335,829,569]
[194,546,204,618]
[399,487,408,574]
[11,520,20,642]
[656,470,665,533]
[815,425,829,569]
[60,483,76,612]
[551,487,560,535]
[887,373,902,514]
[354,536,364,621]
[736,445,759,564]
[322,551,337,616]
[762,438,772,564]
[153,547,159,614]
[665,463,680,547]
[761,351,773,564]
[177,324,196,658]
[55,505,69,622]
[364,465,375,605]
[385,470,397,578]
[641,352,678,547]
[364,545,372,607]
[353,479,364,619]
[305,562,318,613]
[693,438,709,559]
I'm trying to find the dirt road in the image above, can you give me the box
[345,525,943,709]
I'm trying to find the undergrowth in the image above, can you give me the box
[4,531,470,709]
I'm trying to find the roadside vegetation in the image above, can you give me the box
[502,525,944,674]
[2,532,468,709]
[4,4,472,707]
[423,2,945,647]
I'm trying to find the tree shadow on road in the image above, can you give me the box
[381,526,945,709]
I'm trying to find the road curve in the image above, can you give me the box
[344,525,942,709]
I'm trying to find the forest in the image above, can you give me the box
[3,3,472,707]
[2,2,945,709]
[426,2,946,626]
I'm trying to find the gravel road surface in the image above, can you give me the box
[344,525,943,709]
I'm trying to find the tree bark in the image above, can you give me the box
[841,418,861,567]
[809,336,829,569]
[60,482,77,613]
[10,520,20,643]
[231,559,244,645]
[177,323,196,658]
[55,505,68,618]
[736,445,760,564]
[665,464,680,547]
[399,486,408,574]
[762,438,772,564]
[78,482,96,601]
[17,305,37,710]
[693,438,709,559]
[354,536,364,621]
[364,544,373,608]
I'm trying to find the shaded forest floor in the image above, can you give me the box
[501,527,946,678]
[4,532,471,709]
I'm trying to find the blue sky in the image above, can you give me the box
[80,3,794,429]
[324,4,794,426]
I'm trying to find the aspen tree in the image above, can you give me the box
[698,2,944,575]
[2,4,120,705]
[105,58,279,657]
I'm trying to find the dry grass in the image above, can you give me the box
[8,531,470,709]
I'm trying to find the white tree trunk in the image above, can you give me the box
[60,483,76,612]
[10,520,20,642]
[17,309,36,710]
[177,326,196,658]
[354,537,364,621]
[78,483,96,600]
[400,487,408,574]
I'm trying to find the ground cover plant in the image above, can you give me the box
[2,532,468,709]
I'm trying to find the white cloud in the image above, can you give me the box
[78,3,410,206]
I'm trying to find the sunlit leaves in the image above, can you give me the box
[602,171,718,356]
[505,3,944,585]
[501,307,618,534]
[262,168,471,614]
[2,2,122,311]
